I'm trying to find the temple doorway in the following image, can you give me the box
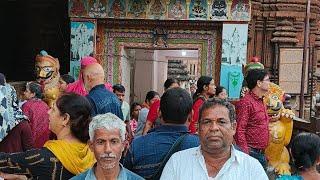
[120,49,200,104]
[97,20,221,105]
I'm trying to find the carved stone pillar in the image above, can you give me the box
[247,0,263,61]
[247,0,320,120]
[311,1,320,117]
[315,31,320,50]
[313,30,320,110]
[96,23,105,65]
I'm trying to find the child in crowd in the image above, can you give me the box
[129,102,141,135]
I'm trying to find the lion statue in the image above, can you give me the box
[35,50,61,107]
[263,83,295,175]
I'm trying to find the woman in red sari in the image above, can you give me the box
[189,76,216,134]
[22,82,50,148]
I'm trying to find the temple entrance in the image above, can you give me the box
[98,20,221,104]
[121,49,199,104]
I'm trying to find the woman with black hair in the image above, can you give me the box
[130,102,142,135]
[0,93,95,179]
[59,74,75,92]
[277,132,320,180]
[135,90,160,136]
[22,82,50,148]
[215,85,228,100]
[189,76,216,134]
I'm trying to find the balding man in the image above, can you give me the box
[83,63,123,119]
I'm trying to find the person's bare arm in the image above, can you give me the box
[0,172,27,180]
[143,121,153,135]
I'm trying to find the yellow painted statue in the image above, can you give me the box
[263,83,295,175]
[35,50,60,107]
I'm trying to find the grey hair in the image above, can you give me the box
[89,113,126,142]
[198,98,236,123]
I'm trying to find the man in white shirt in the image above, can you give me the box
[160,98,268,180]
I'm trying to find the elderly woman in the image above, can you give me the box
[21,82,50,148]
[0,93,95,179]
[0,73,33,153]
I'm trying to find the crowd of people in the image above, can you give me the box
[0,55,319,180]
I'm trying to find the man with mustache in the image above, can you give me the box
[71,113,143,180]
[160,98,268,179]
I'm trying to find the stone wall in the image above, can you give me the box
[249,0,320,74]
[249,0,320,121]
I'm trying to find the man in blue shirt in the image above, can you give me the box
[123,87,199,179]
[83,63,123,119]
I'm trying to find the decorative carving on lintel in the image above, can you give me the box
[152,27,168,48]
[262,0,320,20]
[271,19,299,44]
[99,18,221,31]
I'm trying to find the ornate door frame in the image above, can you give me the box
[96,19,222,84]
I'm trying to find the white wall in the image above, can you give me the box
[155,50,198,94]
[125,49,199,102]
[133,49,155,103]
[120,47,131,103]
[154,50,168,95]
